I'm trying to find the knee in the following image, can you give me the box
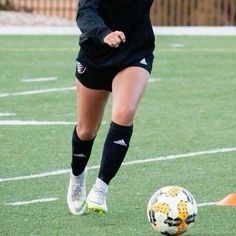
[76,125,97,141]
[112,105,136,126]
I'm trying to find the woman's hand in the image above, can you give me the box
[103,31,126,48]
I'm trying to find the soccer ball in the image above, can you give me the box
[147,186,197,235]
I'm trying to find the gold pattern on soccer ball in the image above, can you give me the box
[147,186,198,235]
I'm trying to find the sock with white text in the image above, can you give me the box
[71,126,95,176]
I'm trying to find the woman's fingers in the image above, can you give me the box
[104,31,126,48]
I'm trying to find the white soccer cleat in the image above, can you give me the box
[87,178,108,214]
[67,170,87,215]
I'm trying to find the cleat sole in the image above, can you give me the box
[88,208,106,215]
[87,202,107,215]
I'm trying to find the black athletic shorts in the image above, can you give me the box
[75,55,154,92]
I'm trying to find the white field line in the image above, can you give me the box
[1,147,236,183]
[21,77,57,83]
[197,202,217,207]
[0,112,16,117]
[0,47,76,51]
[159,48,236,53]
[4,198,217,207]
[5,197,58,206]
[0,26,236,36]
[149,78,161,83]
[170,43,185,48]
[1,47,236,52]
[0,77,160,98]
[0,120,75,126]
[0,120,107,126]
[153,26,236,36]
[0,86,75,98]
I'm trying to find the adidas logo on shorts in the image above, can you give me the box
[140,58,148,65]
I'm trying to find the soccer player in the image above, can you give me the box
[67,0,155,215]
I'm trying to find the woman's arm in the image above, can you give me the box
[76,0,112,44]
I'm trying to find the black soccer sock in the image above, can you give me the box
[71,126,95,176]
[98,121,133,185]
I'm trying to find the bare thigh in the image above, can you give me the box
[111,66,150,126]
[76,80,110,140]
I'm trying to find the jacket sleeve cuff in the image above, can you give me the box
[97,28,112,44]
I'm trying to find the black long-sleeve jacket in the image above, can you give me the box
[76,0,155,68]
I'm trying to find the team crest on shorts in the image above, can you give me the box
[76,61,87,74]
